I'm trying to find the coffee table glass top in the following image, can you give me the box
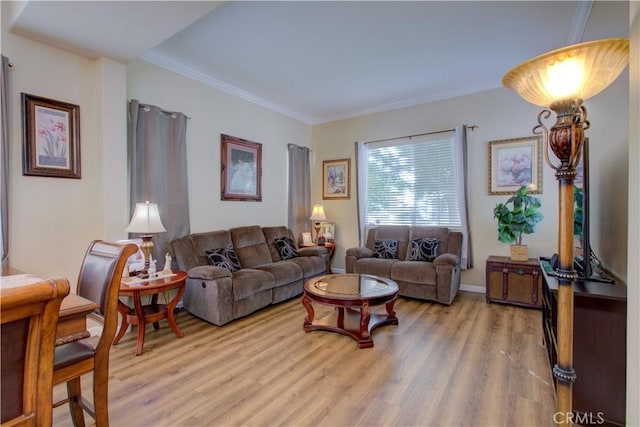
[305,274,398,300]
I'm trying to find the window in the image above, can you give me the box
[359,131,460,227]
[356,127,470,269]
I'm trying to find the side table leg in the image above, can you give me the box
[113,299,130,345]
[133,291,146,356]
[166,283,186,338]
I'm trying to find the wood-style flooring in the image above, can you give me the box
[52,291,556,426]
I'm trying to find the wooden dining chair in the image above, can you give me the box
[1,277,71,427]
[52,240,137,427]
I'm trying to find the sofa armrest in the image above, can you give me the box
[187,265,232,281]
[433,253,460,266]
[345,247,374,273]
[298,246,328,257]
[346,247,374,259]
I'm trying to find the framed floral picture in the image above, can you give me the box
[322,158,350,200]
[488,136,542,195]
[221,134,262,201]
[22,93,81,179]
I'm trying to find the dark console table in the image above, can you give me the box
[540,260,627,426]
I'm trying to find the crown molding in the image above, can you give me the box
[567,0,593,44]
[140,51,315,124]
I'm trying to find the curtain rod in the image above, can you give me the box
[362,125,477,145]
[287,143,312,152]
[138,102,191,120]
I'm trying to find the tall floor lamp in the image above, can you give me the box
[503,38,629,425]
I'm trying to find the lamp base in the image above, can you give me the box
[139,234,154,272]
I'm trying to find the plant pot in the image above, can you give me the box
[510,244,528,261]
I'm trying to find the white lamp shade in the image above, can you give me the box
[502,38,629,107]
[309,204,327,221]
[126,201,167,234]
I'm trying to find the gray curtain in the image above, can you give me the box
[287,144,311,243]
[128,100,190,262]
[1,56,10,265]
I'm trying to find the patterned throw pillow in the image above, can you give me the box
[408,238,440,262]
[373,240,398,259]
[206,245,242,272]
[274,237,299,260]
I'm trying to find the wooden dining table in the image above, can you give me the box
[1,266,98,346]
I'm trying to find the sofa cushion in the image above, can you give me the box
[408,226,450,256]
[391,261,437,285]
[206,245,242,272]
[190,230,233,266]
[255,261,303,287]
[353,258,396,278]
[274,237,299,260]
[231,269,275,301]
[288,256,327,278]
[230,226,273,268]
[366,226,410,260]
[408,238,440,262]
[262,226,296,262]
[373,240,398,259]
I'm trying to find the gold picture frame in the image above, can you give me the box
[488,136,542,195]
[322,158,350,200]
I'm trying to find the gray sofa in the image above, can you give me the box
[169,225,328,326]
[345,225,462,305]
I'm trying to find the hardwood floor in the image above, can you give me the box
[52,291,556,426]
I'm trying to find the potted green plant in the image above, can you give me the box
[493,185,544,261]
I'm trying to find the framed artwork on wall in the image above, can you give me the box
[21,93,81,179]
[322,158,350,200]
[488,136,542,195]
[221,134,262,201]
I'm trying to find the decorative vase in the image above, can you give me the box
[510,244,528,261]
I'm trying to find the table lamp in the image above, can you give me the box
[309,204,327,243]
[126,201,167,272]
[503,38,628,425]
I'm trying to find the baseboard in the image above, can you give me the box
[331,267,346,274]
[460,283,485,294]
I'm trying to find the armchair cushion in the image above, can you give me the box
[408,238,439,262]
[373,240,398,259]
[206,246,241,273]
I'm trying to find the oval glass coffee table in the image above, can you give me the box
[302,273,399,348]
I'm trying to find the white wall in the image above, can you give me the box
[311,77,629,288]
[3,31,110,282]
[126,59,312,233]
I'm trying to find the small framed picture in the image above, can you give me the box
[22,93,81,179]
[323,159,350,200]
[488,136,542,195]
[319,222,335,242]
[301,232,313,246]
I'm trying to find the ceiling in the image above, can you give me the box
[5,1,629,124]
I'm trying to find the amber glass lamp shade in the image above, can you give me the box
[502,38,629,107]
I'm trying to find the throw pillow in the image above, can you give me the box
[373,240,398,259]
[409,237,440,262]
[206,245,242,273]
[274,237,299,260]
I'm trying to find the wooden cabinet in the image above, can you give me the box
[485,256,542,308]
[541,260,627,426]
